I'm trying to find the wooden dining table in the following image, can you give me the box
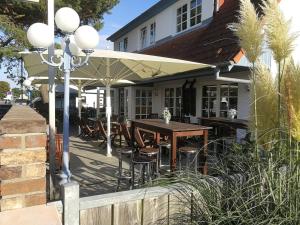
[130,119,212,174]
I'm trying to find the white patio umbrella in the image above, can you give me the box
[29,76,134,134]
[21,49,214,157]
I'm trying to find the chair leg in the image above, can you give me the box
[131,162,135,189]
[147,163,152,185]
[179,152,182,172]
[194,152,198,174]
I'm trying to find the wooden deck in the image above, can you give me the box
[69,136,131,197]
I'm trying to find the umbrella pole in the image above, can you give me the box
[106,85,112,157]
[96,87,100,118]
[60,42,72,184]
[78,81,82,136]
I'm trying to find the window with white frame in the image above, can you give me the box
[150,22,156,44]
[176,4,188,33]
[135,89,152,119]
[165,88,182,116]
[219,83,238,118]
[202,85,217,118]
[140,27,147,49]
[190,0,202,27]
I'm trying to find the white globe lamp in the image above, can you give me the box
[69,35,82,56]
[27,23,53,48]
[55,7,80,33]
[74,25,99,50]
[23,79,32,87]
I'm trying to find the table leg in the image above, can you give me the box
[203,130,208,175]
[170,133,177,172]
[156,132,160,145]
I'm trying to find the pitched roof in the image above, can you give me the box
[140,0,243,65]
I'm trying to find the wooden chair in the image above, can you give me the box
[96,120,117,147]
[78,117,96,139]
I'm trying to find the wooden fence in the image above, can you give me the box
[49,184,187,225]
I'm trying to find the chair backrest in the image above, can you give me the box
[96,120,107,140]
[134,128,145,148]
[121,122,131,146]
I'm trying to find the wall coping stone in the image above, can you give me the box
[0,106,46,134]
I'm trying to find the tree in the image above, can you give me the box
[12,87,22,98]
[0,0,119,82]
[0,81,10,99]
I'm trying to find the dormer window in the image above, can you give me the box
[140,27,147,49]
[190,0,202,27]
[150,22,156,44]
[176,4,188,33]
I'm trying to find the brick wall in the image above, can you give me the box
[0,106,47,211]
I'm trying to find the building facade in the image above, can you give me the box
[106,0,299,123]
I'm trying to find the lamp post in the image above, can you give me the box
[26,7,99,183]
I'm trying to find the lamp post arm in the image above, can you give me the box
[39,51,64,68]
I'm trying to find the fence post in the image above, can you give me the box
[62,181,79,225]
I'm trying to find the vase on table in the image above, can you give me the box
[164,117,170,124]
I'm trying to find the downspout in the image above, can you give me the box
[214,66,251,84]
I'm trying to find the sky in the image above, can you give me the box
[0,0,160,88]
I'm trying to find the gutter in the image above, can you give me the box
[215,63,251,84]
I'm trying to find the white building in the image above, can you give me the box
[106,0,299,123]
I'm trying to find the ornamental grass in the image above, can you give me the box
[158,0,300,224]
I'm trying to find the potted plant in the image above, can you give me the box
[228,108,237,120]
[162,107,171,124]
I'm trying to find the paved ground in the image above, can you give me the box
[69,136,131,197]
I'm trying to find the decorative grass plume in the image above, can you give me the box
[262,0,298,63]
[284,62,300,142]
[228,0,264,63]
[253,63,278,149]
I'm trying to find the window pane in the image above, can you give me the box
[229,85,238,96]
[165,98,170,107]
[197,15,202,23]
[136,90,140,97]
[142,90,146,97]
[136,107,140,114]
[148,91,152,97]
[177,25,181,32]
[165,89,170,97]
[183,4,187,12]
[142,98,146,106]
[229,98,238,109]
[197,0,202,5]
[182,22,187,30]
[191,8,196,17]
[191,0,196,8]
[170,98,174,107]
[197,6,202,13]
[136,98,140,105]
[182,13,187,22]
[177,16,181,24]
[191,18,196,26]
[176,88,182,97]
[220,86,229,96]
[177,8,181,15]
[170,88,174,97]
